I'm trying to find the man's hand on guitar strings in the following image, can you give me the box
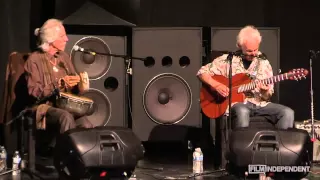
[255,81,271,96]
[213,84,229,97]
[255,81,271,93]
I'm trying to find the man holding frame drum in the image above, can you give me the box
[24,18,94,135]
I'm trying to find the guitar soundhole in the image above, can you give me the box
[210,91,226,104]
[203,84,226,104]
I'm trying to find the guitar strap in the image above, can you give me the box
[242,58,262,99]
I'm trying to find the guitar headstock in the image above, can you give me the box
[288,68,309,81]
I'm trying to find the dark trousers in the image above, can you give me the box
[46,107,93,134]
[36,107,93,152]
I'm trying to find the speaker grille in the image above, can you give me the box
[70,36,112,80]
[82,89,111,126]
[143,73,192,124]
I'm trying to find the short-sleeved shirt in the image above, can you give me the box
[197,53,274,107]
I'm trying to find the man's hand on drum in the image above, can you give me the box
[61,75,80,88]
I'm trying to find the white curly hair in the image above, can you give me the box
[236,25,262,48]
[34,19,63,52]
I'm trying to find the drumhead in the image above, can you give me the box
[60,92,93,103]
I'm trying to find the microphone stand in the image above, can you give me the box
[81,51,146,125]
[83,51,145,62]
[82,52,145,125]
[4,89,60,179]
[309,50,318,142]
[226,52,233,149]
[83,51,170,172]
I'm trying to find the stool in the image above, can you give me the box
[249,116,276,129]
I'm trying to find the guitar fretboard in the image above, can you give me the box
[237,73,294,93]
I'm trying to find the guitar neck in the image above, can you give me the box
[238,73,291,93]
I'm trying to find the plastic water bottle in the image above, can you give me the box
[193,147,203,174]
[0,146,7,172]
[12,151,21,176]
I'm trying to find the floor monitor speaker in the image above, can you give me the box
[54,126,144,179]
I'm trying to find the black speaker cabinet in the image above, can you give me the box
[132,27,203,141]
[227,128,311,179]
[54,126,144,179]
[65,34,127,127]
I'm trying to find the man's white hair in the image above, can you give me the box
[236,25,262,48]
[34,19,63,52]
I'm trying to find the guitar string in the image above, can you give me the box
[233,70,304,92]
[231,73,288,91]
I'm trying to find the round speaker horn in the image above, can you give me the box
[70,36,112,80]
[82,89,111,127]
[143,73,192,124]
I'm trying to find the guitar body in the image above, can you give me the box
[200,73,251,119]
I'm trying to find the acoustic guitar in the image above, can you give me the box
[200,68,309,119]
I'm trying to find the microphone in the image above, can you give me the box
[309,50,320,59]
[73,45,96,56]
[309,50,320,54]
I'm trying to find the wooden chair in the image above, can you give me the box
[0,52,32,154]
[0,52,52,172]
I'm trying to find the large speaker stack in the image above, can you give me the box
[64,27,280,138]
[131,28,203,142]
[65,34,127,127]
[52,2,283,175]
[55,2,140,179]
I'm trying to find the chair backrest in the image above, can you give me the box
[0,52,30,124]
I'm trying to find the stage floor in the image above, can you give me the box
[0,143,319,180]
[0,160,319,180]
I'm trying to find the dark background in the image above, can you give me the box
[0,0,319,124]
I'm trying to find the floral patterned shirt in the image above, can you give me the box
[197,53,274,110]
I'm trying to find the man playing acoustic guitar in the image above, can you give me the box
[197,25,294,129]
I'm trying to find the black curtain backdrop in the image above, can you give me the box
[0,0,31,109]
[1,0,320,136]
[0,0,56,151]
[0,0,56,108]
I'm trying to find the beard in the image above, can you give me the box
[244,54,255,61]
